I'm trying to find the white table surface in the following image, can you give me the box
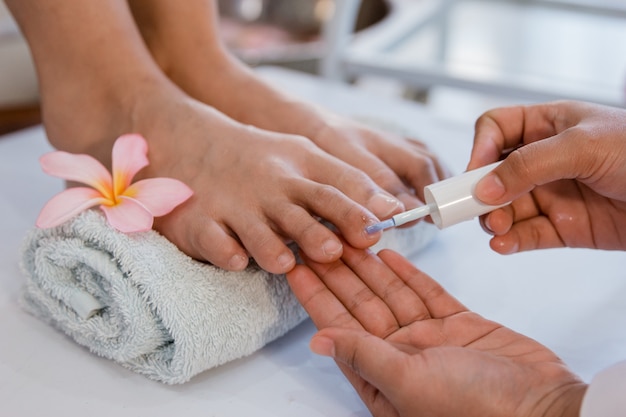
[1,67,625,416]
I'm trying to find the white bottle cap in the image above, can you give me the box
[424,161,507,229]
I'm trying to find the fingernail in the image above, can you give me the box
[475,173,505,203]
[322,239,343,258]
[277,252,295,270]
[493,238,519,254]
[228,254,248,270]
[368,193,404,218]
[310,335,335,357]
[483,215,494,234]
[502,241,520,255]
[507,243,519,254]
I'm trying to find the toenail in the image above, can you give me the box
[368,193,404,218]
[322,239,343,258]
[277,252,295,270]
[228,254,248,270]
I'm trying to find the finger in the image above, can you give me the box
[333,362,397,417]
[473,134,575,207]
[481,207,515,236]
[532,180,594,248]
[310,328,415,407]
[378,250,467,318]
[487,180,593,253]
[473,106,615,208]
[300,250,401,337]
[468,103,565,170]
[489,215,566,254]
[481,193,540,235]
[339,244,431,327]
[468,105,527,170]
[286,264,363,331]
[309,333,399,417]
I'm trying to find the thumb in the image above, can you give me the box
[474,134,591,205]
[310,328,409,395]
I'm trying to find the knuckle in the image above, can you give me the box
[381,278,408,303]
[244,221,282,250]
[366,165,398,189]
[347,287,378,312]
[504,148,535,184]
[409,155,437,181]
[311,183,344,203]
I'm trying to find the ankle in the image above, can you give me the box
[42,70,173,166]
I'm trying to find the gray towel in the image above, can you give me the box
[19,209,436,384]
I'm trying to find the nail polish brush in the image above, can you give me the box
[366,162,508,234]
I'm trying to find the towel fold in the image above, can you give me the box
[19,209,436,384]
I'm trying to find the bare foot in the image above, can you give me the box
[129,86,395,274]
[128,0,449,212]
[42,69,392,273]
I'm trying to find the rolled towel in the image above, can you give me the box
[19,209,436,384]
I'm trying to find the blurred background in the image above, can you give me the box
[0,0,624,134]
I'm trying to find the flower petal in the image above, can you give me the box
[100,196,154,233]
[124,178,193,216]
[40,152,113,199]
[112,134,149,196]
[36,187,107,228]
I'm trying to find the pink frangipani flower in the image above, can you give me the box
[36,133,193,233]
